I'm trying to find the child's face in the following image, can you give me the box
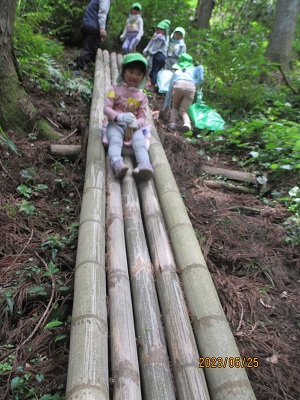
[131,8,140,15]
[123,67,144,88]
[156,28,166,36]
[173,31,183,40]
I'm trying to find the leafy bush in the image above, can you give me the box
[14,11,64,62]
[186,24,277,111]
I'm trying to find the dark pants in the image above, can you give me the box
[76,25,100,69]
[150,52,166,85]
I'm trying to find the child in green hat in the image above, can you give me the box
[104,53,154,181]
[165,27,187,70]
[143,19,170,91]
[162,53,204,132]
[120,3,144,54]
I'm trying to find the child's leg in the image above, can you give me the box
[129,34,138,53]
[107,123,123,164]
[180,82,196,127]
[132,129,153,181]
[149,53,166,85]
[107,123,128,178]
[132,129,150,165]
[170,86,184,123]
[122,37,131,54]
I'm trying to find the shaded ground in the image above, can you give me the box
[0,49,299,400]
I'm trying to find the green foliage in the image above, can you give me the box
[186,24,275,111]
[41,222,79,260]
[0,128,21,155]
[17,200,35,215]
[215,0,276,31]
[14,11,64,61]
[14,4,92,101]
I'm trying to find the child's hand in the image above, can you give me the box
[128,118,139,130]
[117,112,136,123]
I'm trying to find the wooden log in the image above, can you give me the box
[66,49,108,400]
[148,117,256,400]
[122,157,176,400]
[106,157,141,400]
[201,165,257,184]
[200,180,257,194]
[49,144,81,160]
[138,178,210,400]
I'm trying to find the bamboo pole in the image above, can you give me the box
[66,49,108,400]
[122,157,176,400]
[148,120,256,400]
[103,49,111,95]
[106,157,142,400]
[117,53,123,71]
[110,52,119,84]
[138,178,210,400]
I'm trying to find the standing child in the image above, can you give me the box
[165,27,186,70]
[104,53,154,181]
[143,19,170,92]
[120,3,144,54]
[163,53,204,132]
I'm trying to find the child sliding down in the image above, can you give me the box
[104,53,154,181]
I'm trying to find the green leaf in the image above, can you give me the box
[58,286,70,291]
[35,184,48,190]
[55,334,67,342]
[289,187,300,197]
[18,200,35,215]
[17,184,32,198]
[28,286,47,296]
[6,298,14,314]
[11,376,22,389]
[44,320,63,329]
[36,374,44,382]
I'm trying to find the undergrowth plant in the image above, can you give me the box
[14,6,93,101]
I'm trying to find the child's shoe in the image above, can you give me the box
[168,122,176,130]
[133,164,154,181]
[112,160,129,179]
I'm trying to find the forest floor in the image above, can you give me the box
[0,48,299,400]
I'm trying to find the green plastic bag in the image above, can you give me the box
[188,102,225,131]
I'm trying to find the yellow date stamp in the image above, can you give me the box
[198,357,259,369]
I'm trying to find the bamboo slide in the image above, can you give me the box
[66,49,256,400]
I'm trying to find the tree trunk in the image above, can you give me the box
[0,0,61,138]
[266,0,300,69]
[194,0,215,29]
